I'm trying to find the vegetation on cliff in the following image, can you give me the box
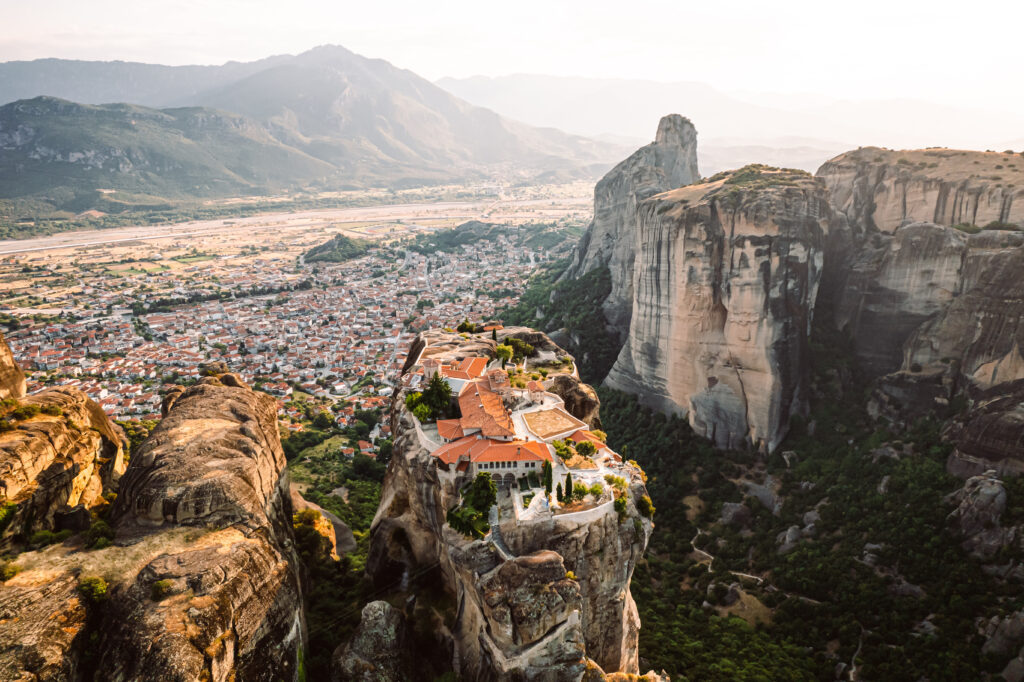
[500,261,622,384]
[597,312,1024,681]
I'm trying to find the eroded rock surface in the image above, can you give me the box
[0,331,26,400]
[818,147,1024,234]
[564,114,699,335]
[605,167,832,451]
[1,387,125,546]
[549,374,602,429]
[947,470,1017,560]
[0,373,305,682]
[945,380,1024,477]
[331,601,413,682]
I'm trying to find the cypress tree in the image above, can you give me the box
[565,472,573,498]
[556,482,563,503]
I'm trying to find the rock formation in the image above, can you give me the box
[0,332,26,400]
[365,330,660,681]
[0,334,125,546]
[605,166,832,451]
[0,371,305,682]
[564,114,699,335]
[818,147,1024,234]
[331,601,414,682]
[549,374,603,429]
[947,470,1017,560]
[944,380,1024,477]
[0,387,125,546]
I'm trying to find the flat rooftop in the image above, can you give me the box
[522,407,586,440]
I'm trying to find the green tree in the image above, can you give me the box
[495,343,513,369]
[565,472,573,498]
[542,460,553,495]
[556,482,564,502]
[464,472,497,512]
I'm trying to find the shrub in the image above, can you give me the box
[587,483,603,498]
[590,429,607,443]
[40,404,63,417]
[150,579,174,601]
[1,560,22,581]
[29,530,56,546]
[614,496,627,519]
[572,482,589,502]
[78,576,108,603]
[604,474,627,490]
[553,440,574,460]
[10,404,40,421]
[412,403,432,422]
[565,570,577,581]
[575,441,596,457]
[87,520,114,549]
[637,494,655,519]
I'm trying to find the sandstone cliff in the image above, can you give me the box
[0,372,305,682]
[564,114,699,335]
[0,332,26,400]
[818,147,1024,233]
[364,330,661,681]
[1,387,125,546]
[605,166,832,452]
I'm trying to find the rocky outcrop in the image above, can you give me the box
[818,147,1024,234]
[0,372,305,682]
[564,115,699,335]
[549,374,602,429]
[946,470,1017,560]
[605,166,832,451]
[331,601,413,682]
[366,330,657,680]
[0,332,26,400]
[1,388,125,546]
[945,380,1024,477]
[834,222,1024,386]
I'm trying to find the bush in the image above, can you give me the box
[637,494,655,519]
[575,441,596,457]
[412,403,432,422]
[150,579,174,601]
[587,483,603,498]
[604,474,627,490]
[86,520,114,549]
[78,576,108,603]
[614,496,627,518]
[572,482,589,502]
[1,560,22,581]
[10,404,40,421]
[40,404,63,416]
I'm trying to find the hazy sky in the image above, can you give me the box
[2,0,1022,108]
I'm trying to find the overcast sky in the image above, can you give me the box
[2,0,1022,109]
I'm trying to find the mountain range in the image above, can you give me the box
[0,46,624,220]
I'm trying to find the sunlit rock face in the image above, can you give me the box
[0,372,305,682]
[605,168,832,452]
[0,331,26,400]
[817,146,1024,234]
[565,114,700,336]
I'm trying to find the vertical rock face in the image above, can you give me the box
[605,167,831,452]
[0,332,26,400]
[818,147,1024,233]
[0,333,125,546]
[565,114,699,334]
[365,331,659,681]
[0,387,126,545]
[0,373,305,682]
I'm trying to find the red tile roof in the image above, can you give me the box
[457,379,515,438]
[437,419,465,440]
[568,429,608,450]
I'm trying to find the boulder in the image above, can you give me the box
[549,373,602,429]
[331,601,412,682]
[947,470,1016,560]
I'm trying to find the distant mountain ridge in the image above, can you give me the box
[437,74,1024,174]
[0,47,625,225]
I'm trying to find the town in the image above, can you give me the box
[0,205,586,442]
